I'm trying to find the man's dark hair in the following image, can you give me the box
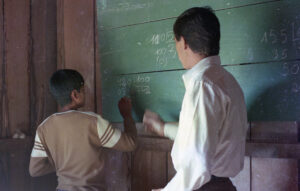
[173,7,220,56]
[49,69,84,107]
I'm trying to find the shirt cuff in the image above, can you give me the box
[164,122,178,140]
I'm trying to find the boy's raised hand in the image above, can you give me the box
[118,97,132,118]
[143,110,165,137]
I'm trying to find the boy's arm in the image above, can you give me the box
[111,115,137,151]
[29,131,55,177]
[97,97,137,151]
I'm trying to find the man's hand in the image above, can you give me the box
[143,110,165,137]
[118,97,132,118]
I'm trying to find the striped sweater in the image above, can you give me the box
[29,110,136,191]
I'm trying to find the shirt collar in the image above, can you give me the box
[182,55,221,88]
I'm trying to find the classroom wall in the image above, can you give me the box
[0,0,57,190]
[0,0,298,191]
[0,0,98,190]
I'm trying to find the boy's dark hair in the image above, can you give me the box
[49,69,84,107]
[173,7,220,56]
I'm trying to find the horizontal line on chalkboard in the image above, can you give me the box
[117,68,185,76]
[99,0,282,31]
[215,0,281,12]
[224,58,300,67]
[116,57,300,76]
[99,16,178,31]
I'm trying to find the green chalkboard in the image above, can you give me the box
[98,0,300,122]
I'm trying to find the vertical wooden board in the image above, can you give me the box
[57,0,95,111]
[30,0,57,130]
[5,0,31,190]
[132,149,167,191]
[30,0,58,190]
[167,152,176,182]
[230,157,251,191]
[8,151,32,191]
[30,173,58,191]
[4,0,30,135]
[0,0,3,137]
[252,158,298,191]
[0,153,10,191]
[57,0,65,72]
[102,149,131,191]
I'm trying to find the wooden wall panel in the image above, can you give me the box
[167,152,176,182]
[132,149,167,191]
[57,0,95,111]
[251,122,298,144]
[4,0,31,191]
[102,150,131,191]
[5,0,30,136]
[0,0,4,138]
[30,0,57,131]
[30,0,58,190]
[0,153,9,190]
[231,157,251,191]
[252,158,298,191]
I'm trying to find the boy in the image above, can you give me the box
[143,7,248,191]
[29,69,137,191]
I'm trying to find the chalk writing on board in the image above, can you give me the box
[260,18,300,60]
[146,31,177,68]
[117,76,151,96]
[292,82,300,93]
[281,62,299,77]
[280,61,300,94]
[99,1,152,13]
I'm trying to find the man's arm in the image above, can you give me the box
[29,132,55,177]
[143,110,178,140]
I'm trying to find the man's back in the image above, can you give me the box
[190,56,248,176]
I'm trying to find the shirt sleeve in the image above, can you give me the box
[29,130,55,177]
[164,122,178,140]
[163,81,226,191]
[96,115,137,151]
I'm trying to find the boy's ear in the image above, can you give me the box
[70,89,80,103]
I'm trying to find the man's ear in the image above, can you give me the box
[181,37,188,50]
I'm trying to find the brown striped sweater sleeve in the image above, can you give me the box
[29,129,55,177]
[96,115,137,151]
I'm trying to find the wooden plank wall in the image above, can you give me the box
[0,0,57,190]
[57,0,96,111]
[0,0,99,190]
[133,122,299,191]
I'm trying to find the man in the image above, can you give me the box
[143,7,248,191]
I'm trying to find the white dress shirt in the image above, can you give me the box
[162,56,248,191]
